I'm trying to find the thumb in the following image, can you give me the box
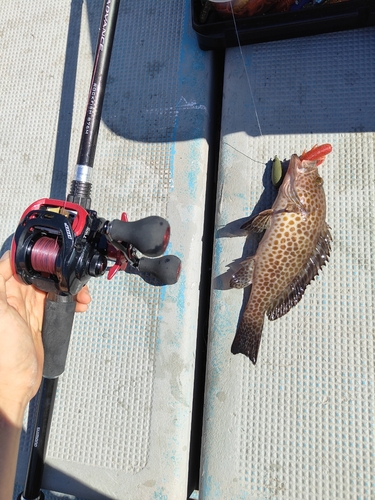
[0,251,13,281]
[0,250,10,261]
[0,273,7,310]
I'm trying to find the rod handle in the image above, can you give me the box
[42,294,76,378]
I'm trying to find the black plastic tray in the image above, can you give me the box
[192,0,375,50]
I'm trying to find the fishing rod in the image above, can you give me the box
[12,1,181,499]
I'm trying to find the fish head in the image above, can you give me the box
[284,154,321,191]
[280,144,332,213]
[285,143,332,185]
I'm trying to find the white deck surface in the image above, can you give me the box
[2,1,375,499]
[201,27,375,500]
[1,1,212,499]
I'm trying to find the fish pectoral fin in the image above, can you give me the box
[267,224,332,321]
[231,314,264,365]
[230,256,255,289]
[241,209,273,233]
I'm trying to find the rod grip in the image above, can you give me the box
[109,216,170,257]
[42,294,76,378]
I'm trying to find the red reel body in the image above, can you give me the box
[11,197,180,293]
[11,198,107,295]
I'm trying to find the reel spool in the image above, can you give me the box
[30,237,60,275]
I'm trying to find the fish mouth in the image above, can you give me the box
[289,154,320,176]
[287,143,332,179]
[288,154,306,174]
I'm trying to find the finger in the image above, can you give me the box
[0,251,13,281]
[75,286,91,313]
[75,302,89,313]
[0,273,7,307]
[77,286,91,305]
[76,302,89,312]
[0,251,9,261]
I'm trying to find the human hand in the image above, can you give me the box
[0,251,91,421]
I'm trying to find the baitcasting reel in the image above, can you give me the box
[11,197,181,296]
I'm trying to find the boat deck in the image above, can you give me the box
[1,1,374,499]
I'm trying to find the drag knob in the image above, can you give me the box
[138,255,181,285]
[88,252,107,277]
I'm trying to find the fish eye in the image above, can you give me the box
[316,176,324,186]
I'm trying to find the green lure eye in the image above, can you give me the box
[272,156,283,187]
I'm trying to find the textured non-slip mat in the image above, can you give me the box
[201,28,375,499]
[0,1,212,499]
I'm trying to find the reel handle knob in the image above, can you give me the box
[108,216,170,257]
[138,255,181,285]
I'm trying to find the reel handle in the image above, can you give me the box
[138,255,181,285]
[108,216,170,257]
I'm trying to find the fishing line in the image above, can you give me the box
[222,141,265,164]
[229,1,263,137]
[31,237,60,275]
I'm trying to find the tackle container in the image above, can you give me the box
[192,0,375,50]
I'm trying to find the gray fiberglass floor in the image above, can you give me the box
[1,1,212,499]
[2,1,375,499]
[201,27,375,500]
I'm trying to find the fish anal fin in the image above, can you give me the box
[230,256,255,289]
[231,314,264,365]
[241,209,273,233]
[267,224,332,321]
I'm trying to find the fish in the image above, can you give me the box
[230,144,332,364]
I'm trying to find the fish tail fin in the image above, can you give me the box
[231,314,264,365]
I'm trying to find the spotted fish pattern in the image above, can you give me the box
[230,144,332,364]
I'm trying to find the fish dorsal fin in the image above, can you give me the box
[230,256,255,289]
[267,224,332,321]
[241,209,273,233]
